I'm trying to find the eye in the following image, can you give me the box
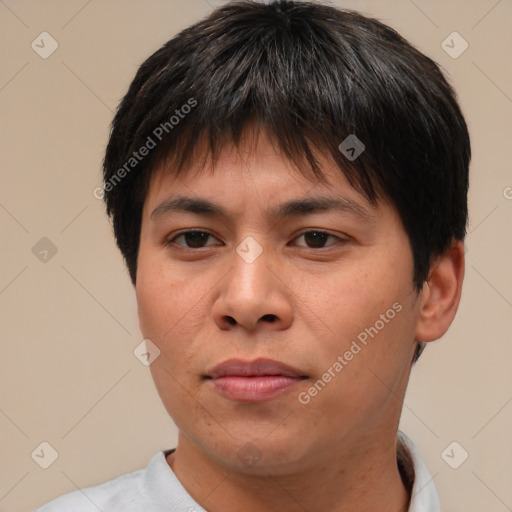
[166,229,346,250]
[167,230,220,249]
[291,230,345,249]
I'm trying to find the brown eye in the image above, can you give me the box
[169,231,218,248]
[293,230,342,249]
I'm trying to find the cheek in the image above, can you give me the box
[135,258,206,424]
[136,242,175,333]
[135,252,216,376]
[136,249,199,339]
[303,249,418,385]
[306,259,408,340]
[136,273,173,340]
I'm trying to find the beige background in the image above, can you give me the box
[1,0,511,510]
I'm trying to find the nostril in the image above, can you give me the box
[262,314,277,322]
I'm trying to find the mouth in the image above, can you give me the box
[205,358,308,403]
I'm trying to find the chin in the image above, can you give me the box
[197,432,314,476]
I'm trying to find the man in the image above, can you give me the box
[37,1,470,510]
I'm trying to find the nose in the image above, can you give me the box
[211,240,294,332]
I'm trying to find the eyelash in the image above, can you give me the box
[165,230,346,250]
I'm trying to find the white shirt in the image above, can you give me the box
[36,431,440,511]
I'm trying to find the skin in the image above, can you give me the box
[136,126,465,512]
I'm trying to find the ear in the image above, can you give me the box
[414,240,465,343]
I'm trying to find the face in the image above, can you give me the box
[136,128,423,474]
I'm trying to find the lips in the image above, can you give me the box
[207,358,306,379]
[206,358,307,402]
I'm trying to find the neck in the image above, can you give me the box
[167,430,410,512]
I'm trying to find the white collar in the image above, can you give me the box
[398,431,441,511]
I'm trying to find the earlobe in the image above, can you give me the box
[414,240,465,343]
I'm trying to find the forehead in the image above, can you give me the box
[143,126,376,217]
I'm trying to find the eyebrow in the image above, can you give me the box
[150,195,375,222]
